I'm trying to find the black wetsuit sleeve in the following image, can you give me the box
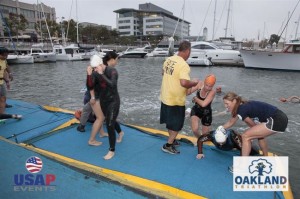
[232,131,242,151]
[197,131,213,154]
[231,131,259,156]
[101,68,118,88]
[0,114,13,119]
[86,74,94,90]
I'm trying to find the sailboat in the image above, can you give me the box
[28,2,56,63]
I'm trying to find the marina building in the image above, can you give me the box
[0,0,56,37]
[114,3,190,38]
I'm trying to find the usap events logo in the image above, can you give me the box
[13,156,56,192]
[233,156,288,191]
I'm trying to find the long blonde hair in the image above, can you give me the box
[223,92,248,117]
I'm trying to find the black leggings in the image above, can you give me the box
[101,101,121,152]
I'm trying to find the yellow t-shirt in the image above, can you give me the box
[160,55,191,106]
[0,59,7,85]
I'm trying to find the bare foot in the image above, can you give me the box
[88,140,102,146]
[103,151,115,160]
[99,132,108,138]
[116,131,124,143]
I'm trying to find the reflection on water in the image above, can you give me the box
[8,58,300,198]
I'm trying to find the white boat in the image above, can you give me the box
[187,41,243,66]
[240,42,300,71]
[29,47,56,63]
[151,47,170,57]
[53,44,83,61]
[7,54,34,64]
[118,47,148,58]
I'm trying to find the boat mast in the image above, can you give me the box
[212,0,217,40]
[181,0,185,41]
[224,0,231,37]
[295,14,300,40]
[278,0,300,41]
[76,0,79,43]
[39,2,53,47]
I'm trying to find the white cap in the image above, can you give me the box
[90,55,103,67]
[214,126,228,143]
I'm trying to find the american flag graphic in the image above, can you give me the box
[25,156,43,173]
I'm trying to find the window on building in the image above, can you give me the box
[146,25,162,29]
[119,26,130,29]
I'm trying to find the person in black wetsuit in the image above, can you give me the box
[87,51,124,160]
[86,56,108,146]
[196,127,259,159]
[0,113,22,120]
[188,74,217,138]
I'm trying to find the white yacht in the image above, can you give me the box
[240,41,300,71]
[187,41,243,66]
[53,44,83,61]
[29,47,56,63]
[151,47,170,57]
[118,47,148,58]
[7,54,34,64]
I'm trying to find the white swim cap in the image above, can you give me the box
[90,55,103,67]
[214,126,228,144]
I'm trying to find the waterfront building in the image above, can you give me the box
[114,3,190,38]
[0,0,56,37]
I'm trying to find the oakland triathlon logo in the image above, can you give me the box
[13,156,56,192]
[249,159,272,176]
[233,157,288,191]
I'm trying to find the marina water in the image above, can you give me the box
[8,58,300,198]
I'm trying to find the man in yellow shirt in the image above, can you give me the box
[160,40,199,154]
[0,47,13,114]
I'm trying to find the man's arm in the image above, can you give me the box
[180,79,198,89]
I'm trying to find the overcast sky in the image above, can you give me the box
[20,0,300,41]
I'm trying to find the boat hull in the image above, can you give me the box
[32,53,56,63]
[7,55,34,64]
[119,52,147,58]
[240,49,300,71]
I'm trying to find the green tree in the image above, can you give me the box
[4,13,28,37]
[35,19,60,41]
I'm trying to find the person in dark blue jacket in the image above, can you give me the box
[220,92,288,157]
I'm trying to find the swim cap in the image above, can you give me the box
[90,55,103,67]
[204,74,216,86]
[214,126,228,143]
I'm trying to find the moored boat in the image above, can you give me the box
[53,44,83,61]
[118,47,148,58]
[29,47,56,63]
[7,54,34,64]
[240,42,300,71]
[187,41,243,66]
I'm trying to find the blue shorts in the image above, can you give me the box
[160,102,185,131]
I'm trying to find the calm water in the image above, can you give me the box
[8,58,300,198]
